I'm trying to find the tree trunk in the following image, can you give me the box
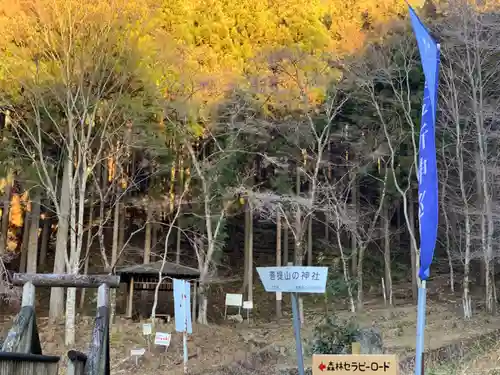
[110,193,120,322]
[50,158,71,320]
[118,204,126,259]
[141,204,153,317]
[456,133,471,317]
[175,218,181,264]
[19,211,30,273]
[144,205,153,264]
[241,200,249,293]
[383,199,393,307]
[351,175,359,278]
[283,224,289,266]
[80,191,95,310]
[65,279,77,345]
[335,221,355,312]
[79,253,90,310]
[26,192,41,274]
[356,246,364,312]
[294,165,304,324]
[294,167,301,265]
[276,210,282,319]
[38,212,51,270]
[409,191,418,302]
[307,216,312,266]
[442,195,454,293]
[0,180,12,255]
[247,203,253,305]
[197,283,208,324]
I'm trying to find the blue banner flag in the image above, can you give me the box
[173,279,193,334]
[409,5,440,281]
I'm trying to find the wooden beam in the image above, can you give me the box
[12,274,120,288]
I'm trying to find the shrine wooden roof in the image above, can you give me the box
[116,261,200,278]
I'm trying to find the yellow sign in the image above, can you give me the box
[312,354,398,375]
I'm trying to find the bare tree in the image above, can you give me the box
[151,176,191,321]
[2,0,156,344]
[438,1,500,314]
[321,165,388,310]
[351,33,423,301]
[439,41,475,318]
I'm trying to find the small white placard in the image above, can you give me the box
[142,323,152,335]
[276,292,282,301]
[243,301,253,309]
[154,332,171,347]
[130,348,146,356]
[225,293,243,307]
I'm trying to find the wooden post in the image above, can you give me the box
[85,284,110,375]
[351,342,361,354]
[67,350,87,375]
[22,282,36,307]
[2,282,37,354]
[12,273,120,288]
[126,277,134,319]
[97,284,109,309]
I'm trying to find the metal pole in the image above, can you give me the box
[291,292,305,375]
[183,280,188,374]
[415,280,427,375]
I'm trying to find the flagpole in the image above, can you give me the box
[415,279,427,375]
[183,281,189,374]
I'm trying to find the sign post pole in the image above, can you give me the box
[291,292,305,375]
[184,281,189,374]
[256,266,328,375]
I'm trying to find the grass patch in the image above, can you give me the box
[424,338,500,375]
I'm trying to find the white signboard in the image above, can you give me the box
[154,332,171,347]
[256,266,328,293]
[130,348,146,356]
[142,323,152,335]
[225,293,243,307]
[243,301,253,309]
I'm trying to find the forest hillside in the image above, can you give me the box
[1,1,500,372]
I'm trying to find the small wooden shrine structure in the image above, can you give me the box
[116,261,200,319]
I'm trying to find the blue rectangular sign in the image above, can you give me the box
[173,279,193,334]
[256,266,328,293]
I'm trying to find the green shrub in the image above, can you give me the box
[308,314,361,355]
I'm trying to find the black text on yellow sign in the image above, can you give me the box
[312,354,398,375]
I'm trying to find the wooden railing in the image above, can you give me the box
[2,273,119,375]
[0,282,60,375]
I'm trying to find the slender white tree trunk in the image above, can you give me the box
[383,199,393,306]
[276,210,282,318]
[50,158,71,320]
[334,219,355,312]
[110,193,120,322]
[26,192,41,274]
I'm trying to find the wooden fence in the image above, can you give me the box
[1,273,119,375]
